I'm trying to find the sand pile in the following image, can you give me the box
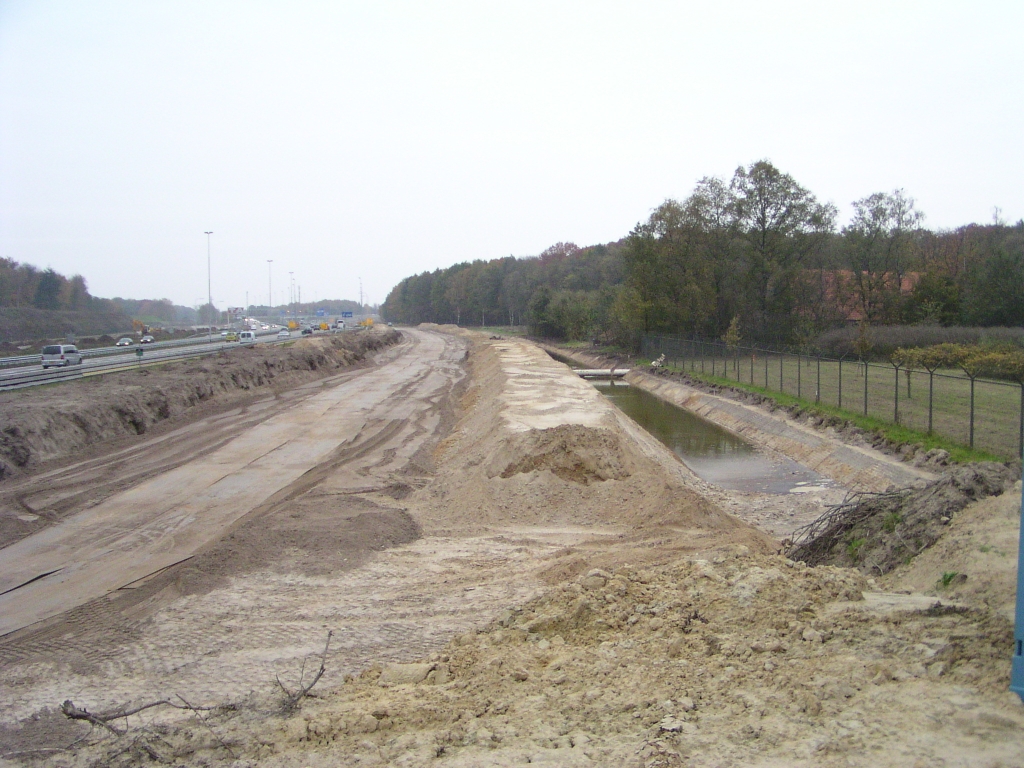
[415,339,768,548]
[33,543,1021,767]
[251,548,1019,767]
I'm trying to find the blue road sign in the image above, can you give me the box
[342,311,353,318]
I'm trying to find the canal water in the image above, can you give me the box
[592,380,830,495]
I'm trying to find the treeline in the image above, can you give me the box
[107,298,197,325]
[0,258,94,312]
[382,160,1024,348]
[0,258,204,341]
[382,242,625,339]
[247,299,372,317]
[0,257,198,323]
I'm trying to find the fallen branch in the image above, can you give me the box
[786,489,910,565]
[277,630,333,711]
[177,694,235,759]
[60,697,215,736]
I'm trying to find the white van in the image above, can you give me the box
[41,344,83,368]
[238,330,257,345]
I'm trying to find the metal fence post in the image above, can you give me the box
[816,355,821,404]
[797,353,801,399]
[893,362,901,424]
[969,376,976,448]
[1012,466,1024,702]
[863,360,868,415]
[928,370,935,434]
[838,357,843,408]
[765,352,769,388]
[779,351,784,393]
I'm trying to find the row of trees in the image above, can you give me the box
[382,160,1024,348]
[382,242,625,339]
[0,258,93,312]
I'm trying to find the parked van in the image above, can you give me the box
[41,344,83,368]
[238,330,257,345]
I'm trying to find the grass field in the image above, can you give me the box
[645,338,1023,460]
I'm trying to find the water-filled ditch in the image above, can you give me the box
[592,380,831,495]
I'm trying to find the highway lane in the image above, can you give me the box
[0,330,297,388]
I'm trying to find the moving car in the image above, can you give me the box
[115,337,133,346]
[140,335,155,344]
[277,329,291,339]
[224,331,239,342]
[238,331,256,345]
[41,344,83,368]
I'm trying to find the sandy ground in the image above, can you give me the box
[0,330,1021,767]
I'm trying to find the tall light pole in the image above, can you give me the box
[267,260,273,319]
[204,231,213,340]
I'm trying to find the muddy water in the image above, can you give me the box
[593,380,831,495]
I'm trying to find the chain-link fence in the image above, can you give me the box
[641,334,1024,459]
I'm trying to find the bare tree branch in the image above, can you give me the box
[278,630,333,711]
[176,694,236,759]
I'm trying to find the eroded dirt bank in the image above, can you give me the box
[0,331,403,550]
[0,329,401,484]
[0,331,1021,767]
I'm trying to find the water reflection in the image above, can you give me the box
[594,380,828,494]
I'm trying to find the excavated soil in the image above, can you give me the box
[0,331,401,550]
[789,462,1018,574]
[0,330,401,484]
[0,331,1021,767]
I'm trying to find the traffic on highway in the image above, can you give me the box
[0,327,289,390]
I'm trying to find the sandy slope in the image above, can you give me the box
[0,331,1021,767]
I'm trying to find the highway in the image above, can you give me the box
[0,329,301,389]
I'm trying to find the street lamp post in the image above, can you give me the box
[205,231,213,341]
[267,260,273,319]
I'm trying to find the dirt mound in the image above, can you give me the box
[880,481,1023,622]
[787,461,1016,573]
[38,548,1023,767]
[417,339,769,543]
[495,424,633,484]
[173,504,421,596]
[3,331,1022,766]
[0,330,400,482]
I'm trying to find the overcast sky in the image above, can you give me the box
[1,1,1021,310]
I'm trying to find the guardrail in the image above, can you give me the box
[0,364,87,389]
[0,331,286,391]
[0,329,280,370]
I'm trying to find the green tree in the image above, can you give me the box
[962,241,1024,326]
[729,161,836,341]
[33,268,65,310]
[841,189,924,323]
